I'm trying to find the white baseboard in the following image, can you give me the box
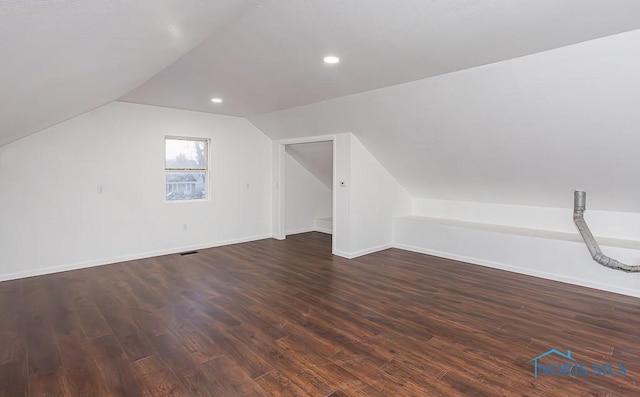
[286,227,315,235]
[286,227,332,236]
[0,234,273,283]
[332,250,352,259]
[393,243,640,298]
[333,243,393,259]
[9,230,635,299]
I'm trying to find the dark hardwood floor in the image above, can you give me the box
[2,232,640,396]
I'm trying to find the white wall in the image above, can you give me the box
[414,198,640,241]
[284,152,331,234]
[394,216,640,297]
[333,134,351,254]
[347,135,411,256]
[253,28,640,296]
[250,29,640,213]
[397,198,640,297]
[273,133,411,258]
[0,101,272,281]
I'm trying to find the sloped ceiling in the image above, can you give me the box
[0,0,261,146]
[121,0,640,117]
[5,1,640,213]
[286,142,333,189]
[250,30,640,212]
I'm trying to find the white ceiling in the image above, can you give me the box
[5,0,640,147]
[0,0,261,146]
[4,1,640,212]
[121,0,640,116]
[286,141,333,189]
[250,29,640,212]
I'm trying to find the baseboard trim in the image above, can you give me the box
[332,250,352,259]
[285,227,315,235]
[0,234,273,283]
[9,234,633,298]
[286,227,332,236]
[333,243,393,259]
[393,243,640,298]
[314,227,332,235]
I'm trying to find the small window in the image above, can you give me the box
[165,137,209,201]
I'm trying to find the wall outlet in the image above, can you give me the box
[97,186,103,194]
[182,223,188,231]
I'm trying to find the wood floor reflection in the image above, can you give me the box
[1,232,639,396]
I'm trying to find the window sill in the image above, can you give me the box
[164,198,210,204]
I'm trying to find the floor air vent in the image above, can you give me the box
[179,251,199,256]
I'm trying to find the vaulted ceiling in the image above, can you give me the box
[250,29,640,211]
[121,0,640,117]
[3,1,640,211]
[286,141,333,189]
[4,0,640,147]
[0,0,262,146]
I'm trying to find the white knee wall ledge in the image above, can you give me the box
[393,216,640,298]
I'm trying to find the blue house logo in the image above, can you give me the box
[530,349,576,379]
[530,349,627,379]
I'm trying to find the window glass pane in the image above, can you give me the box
[165,138,206,169]
[166,171,206,200]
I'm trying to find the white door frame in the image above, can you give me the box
[273,134,337,254]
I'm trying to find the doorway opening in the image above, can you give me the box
[283,141,333,241]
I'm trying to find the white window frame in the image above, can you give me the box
[164,136,210,202]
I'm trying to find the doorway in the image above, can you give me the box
[284,141,333,237]
[274,136,336,254]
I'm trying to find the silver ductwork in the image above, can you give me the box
[573,191,640,272]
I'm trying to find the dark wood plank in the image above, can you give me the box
[88,334,146,397]
[23,279,68,396]
[254,370,308,397]
[167,320,223,365]
[133,355,190,397]
[0,361,28,397]
[326,390,350,397]
[91,278,156,362]
[0,279,26,370]
[149,332,197,381]
[45,277,113,397]
[2,232,640,395]
[184,355,267,397]
[74,295,113,340]
[186,311,273,380]
[0,282,28,397]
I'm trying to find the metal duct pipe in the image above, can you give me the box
[573,191,640,272]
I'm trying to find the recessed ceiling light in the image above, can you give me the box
[211,98,223,103]
[323,56,340,64]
